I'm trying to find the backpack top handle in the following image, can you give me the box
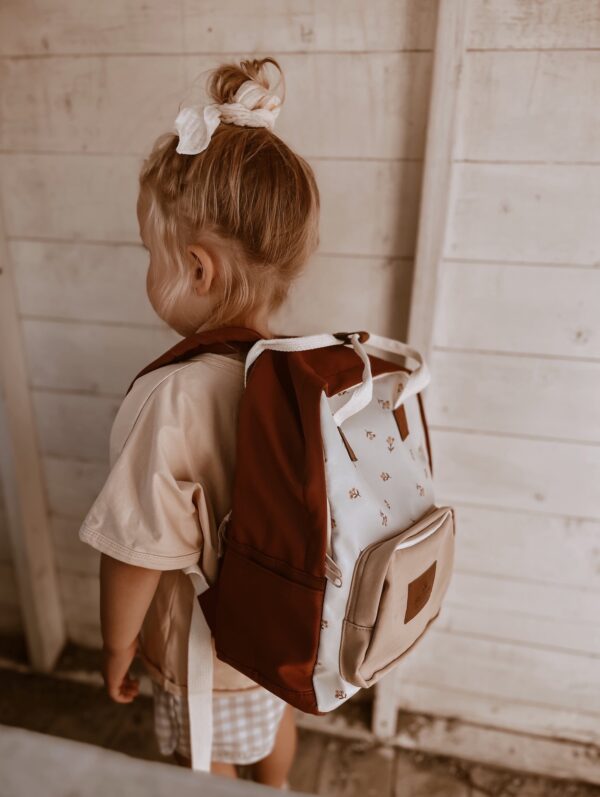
[244,330,430,427]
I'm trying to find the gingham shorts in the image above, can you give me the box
[152,682,287,765]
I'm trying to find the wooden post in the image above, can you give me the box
[0,205,66,670]
[407,0,471,360]
[373,0,470,740]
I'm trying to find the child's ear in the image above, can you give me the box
[187,244,216,296]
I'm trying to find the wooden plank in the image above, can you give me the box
[0,53,431,160]
[288,731,328,795]
[442,573,600,655]
[0,0,183,55]
[182,0,437,54]
[0,0,436,55]
[299,697,600,773]
[0,206,65,669]
[467,0,600,50]
[51,515,99,577]
[0,56,186,156]
[459,51,600,162]
[433,261,600,358]
[378,0,468,740]
[393,683,600,753]
[372,671,398,739]
[451,504,600,590]
[394,630,600,718]
[0,155,422,258]
[314,737,394,796]
[65,619,102,650]
[12,241,412,337]
[2,725,302,795]
[0,154,140,243]
[60,568,102,649]
[274,256,412,340]
[11,241,156,326]
[23,319,177,395]
[44,457,108,520]
[32,390,119,463]
[445,164,600,265]
[315,159,422,258]
[270,53,430,159]
[59,572,100,626]
[432,429,600,519]
[428,350,600,442]
[392,706,600,783]
[407,0,470,357]
[437,603,600,660]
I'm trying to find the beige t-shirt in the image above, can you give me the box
[79,351,258,696]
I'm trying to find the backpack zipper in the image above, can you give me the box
[325,499,343,586]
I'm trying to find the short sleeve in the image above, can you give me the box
[79,368,211,570]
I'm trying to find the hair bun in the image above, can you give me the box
[207,57,285,110]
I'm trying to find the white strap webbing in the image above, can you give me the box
[182,564,214,772]
[332,335,373,426]
[244,333,341,382]
[244,331,429,425]
[366,333,430,406]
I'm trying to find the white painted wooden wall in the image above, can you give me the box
[0,1,436,643]
[1,0,599,777]
[388,0,600,761]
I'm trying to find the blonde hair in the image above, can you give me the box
[138,57,320,331]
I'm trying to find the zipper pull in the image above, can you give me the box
[217,510,232,557]
[325,554,343,588]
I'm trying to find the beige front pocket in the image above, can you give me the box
[339,505,455,688]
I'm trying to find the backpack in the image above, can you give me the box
[130,326,456,717]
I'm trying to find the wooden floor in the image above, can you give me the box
[0,641,597,796]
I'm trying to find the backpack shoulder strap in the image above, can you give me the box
[126,325,263,395]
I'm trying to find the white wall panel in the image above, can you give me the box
[0,53,431,160]
[0,1,436,56]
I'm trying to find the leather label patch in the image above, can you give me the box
[393,405,409,440]
[404,560,437,624]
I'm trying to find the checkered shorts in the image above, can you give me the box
[152,682,287,765]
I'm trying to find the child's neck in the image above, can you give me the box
[231,309,276,339]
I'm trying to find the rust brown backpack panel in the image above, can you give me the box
[212,348,330,711]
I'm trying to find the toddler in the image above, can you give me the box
[79,56,320,788]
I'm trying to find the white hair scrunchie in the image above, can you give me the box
[174,79,282,155]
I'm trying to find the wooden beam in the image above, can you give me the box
[0,205,66,670]
[407,0,471,359]
[374,0,470,744]
[298,710,600,784]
